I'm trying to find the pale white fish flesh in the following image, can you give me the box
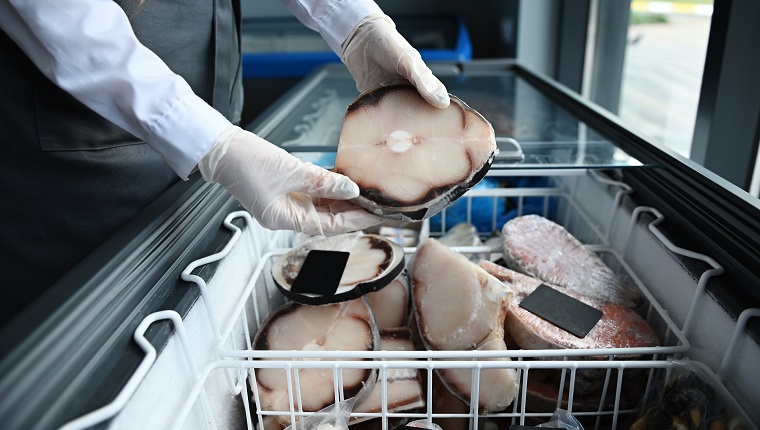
[351,327,424,423]
[364,272,410,329]
[438,222,487,262]
[334,82,497,222]
[252,299,378,427]
[410,238,518,412]
[437,334,520,414]
[271,232,405,305]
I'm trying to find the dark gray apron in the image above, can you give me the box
[0,0,243,319]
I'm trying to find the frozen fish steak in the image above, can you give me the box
[334,82,498,221]
[272,233,405,305]
[501,215,644,308]
[252,299,379,426]
[351,327,425,423]
[411,238,519,412]
[479,261,659,352]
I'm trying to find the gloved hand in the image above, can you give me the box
[341,14,450,109]
[198,126,384,236]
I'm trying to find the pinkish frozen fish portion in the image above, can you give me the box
[479,261,658,352]
[480,261,659,394]
[500,215,643,308]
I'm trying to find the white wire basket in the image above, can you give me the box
[59,172,757,430]
[174,173,708,430]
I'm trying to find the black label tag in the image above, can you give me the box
[519,284,603,338]
[290,250,350,296]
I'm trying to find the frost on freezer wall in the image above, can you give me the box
[581,173,760,426]
[111,224,274,429]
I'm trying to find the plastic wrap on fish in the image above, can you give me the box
[271,233,405,305]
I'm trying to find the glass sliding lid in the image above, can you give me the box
[250,62,649,170]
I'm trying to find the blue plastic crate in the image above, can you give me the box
[428,177,559,235]
[241,15,472,78]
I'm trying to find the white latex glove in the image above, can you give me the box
[341,14,450,109]
[198,126,384,236]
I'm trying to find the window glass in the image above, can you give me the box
[619,1,713,158]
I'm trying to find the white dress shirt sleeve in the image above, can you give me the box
[0,0,382,179]
[0,0,232,179]
[280,0,383,55]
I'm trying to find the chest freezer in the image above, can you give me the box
[0,60,758,430]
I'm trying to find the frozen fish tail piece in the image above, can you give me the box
[334,82,498,221]
[410,238,519,412]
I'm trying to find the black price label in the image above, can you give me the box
[291,250,350,296]
[519,284,603,338]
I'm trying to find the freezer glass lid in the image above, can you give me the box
[252,65,646,170]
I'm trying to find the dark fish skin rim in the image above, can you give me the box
[272,235,405,306]
[346,81,493,128]
[352,150,496,221]
[251,301,378,410]
[273,254,405,306]
[378,326,413,341]
[360,183,455,212]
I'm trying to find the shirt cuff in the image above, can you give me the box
[148,94,232,179]
[314,0,383,55]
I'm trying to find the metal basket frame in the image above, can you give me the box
[59,171,756,430]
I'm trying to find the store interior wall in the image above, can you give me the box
[240,0,521,124]
[515,0,559,80]
[241,0,520,57]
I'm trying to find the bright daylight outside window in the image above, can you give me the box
[619,0,713,158]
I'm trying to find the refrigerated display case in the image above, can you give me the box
[1,60,758,430]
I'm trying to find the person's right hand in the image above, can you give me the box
[341,14,450,109]
[198,126,384,236]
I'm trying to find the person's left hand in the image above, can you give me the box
[198,126,384,236]
[341,14,450,109]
